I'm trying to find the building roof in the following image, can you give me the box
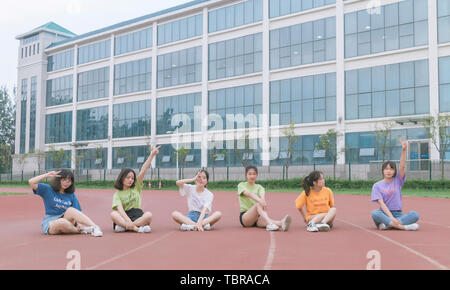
[16,21,77,40]
[46,0,211,50]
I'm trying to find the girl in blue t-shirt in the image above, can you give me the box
[28,169,103,236]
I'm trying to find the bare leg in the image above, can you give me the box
[63,207,96,228]
[110,211,139,232]
[172,211,197,226]
[241,204,260,227]
[322,207,337,225]
[255,203,281,228]
[133,212,152,227]
[48,218,80,235]
[201,211,222,226]
[309,213,328,224]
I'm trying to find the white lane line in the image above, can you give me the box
[420,221,450,229]
[5,237,53,249]
[264,231,276,270]
[86,231,175,270]
[338,218,448,270]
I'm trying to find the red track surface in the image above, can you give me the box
[0,187,449,270]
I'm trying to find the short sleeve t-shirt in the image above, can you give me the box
[33,183,82,216]
[112,180,143,211]
[295,187,334,222]
[237,182,265,213]
[371,174,406,211]
[179,184,214,212]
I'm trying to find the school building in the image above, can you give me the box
[13,0,450,180]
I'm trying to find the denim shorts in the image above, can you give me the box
[186,211,208,223]
[41,214,65,235]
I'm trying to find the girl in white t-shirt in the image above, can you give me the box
[173,169,222,231]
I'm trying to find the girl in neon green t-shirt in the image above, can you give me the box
[238,165,291,231]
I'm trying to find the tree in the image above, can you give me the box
[281,122,299,179]
[0,86,16,172]
[47,145,70,169]
[317,129,344,180]
[423,114,450,180]
[17,153,29,174]
[34,149,46,174]
[374,121,395,162]
[210,146,227,182]
[233,129,255,168]
[173,146,190,179]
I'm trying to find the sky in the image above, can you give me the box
[0,0,192,102]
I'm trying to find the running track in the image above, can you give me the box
[0,187,449,270]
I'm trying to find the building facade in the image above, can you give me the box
[14,0,450,176]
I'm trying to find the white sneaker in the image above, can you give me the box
[114,225,126,232]
[307,222,319,232]
[266,223,279,231]
[81,225,102,236]
[281,215,292,232]
[316,223,330,232]
[204,224,211,231]
[91,225,103,237]
[404,223,419,231]
[138,225,151,233]
[180,224,195,231]
[378,223,388,230]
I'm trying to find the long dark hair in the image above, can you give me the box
[50,169,75,194]
[381,161,397,178]
[302,171,323,196]
[114,168,136,190]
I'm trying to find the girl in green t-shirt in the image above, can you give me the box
[110,145,160,233]
[238,165,291,231]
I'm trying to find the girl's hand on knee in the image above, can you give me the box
[125,221,135,231]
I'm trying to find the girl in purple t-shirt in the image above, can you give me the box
[371,138,419,231]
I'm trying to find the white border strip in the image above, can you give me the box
[338,218,448,270]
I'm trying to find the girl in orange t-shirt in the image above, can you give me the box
[295,171,337,232]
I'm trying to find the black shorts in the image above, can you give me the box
[239,211,258,228]
[113,208,144,230]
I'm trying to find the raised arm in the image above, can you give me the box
[137,145,160,184]
[176,172,198,189]
[28,171,61,191]
[399,137,407,179]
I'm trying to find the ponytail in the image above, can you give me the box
[302,171,323,196]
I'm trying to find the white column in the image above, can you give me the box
[71,45,78,170]
[14,77,21,156]
[201,7,209,168]
[428,0,440,161]
[261,0,271,166]
[336,0,346,164]
[151,22,158,168]
[25,77,31,153]
[107,35,115,170]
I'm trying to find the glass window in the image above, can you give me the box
[45,111,72,144]
[270,17,335,69]
[46,75,73,107]
[47,49,74,72]
[209,33,261,81]
[346,59,429,119]
[78,67,109,102]
[157,47,201,89]
[78,39,110,65]
[113,100,151,138]
[345,0,427,58]
[76,106,108,141]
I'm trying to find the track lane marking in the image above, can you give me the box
[338,218,448,270]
